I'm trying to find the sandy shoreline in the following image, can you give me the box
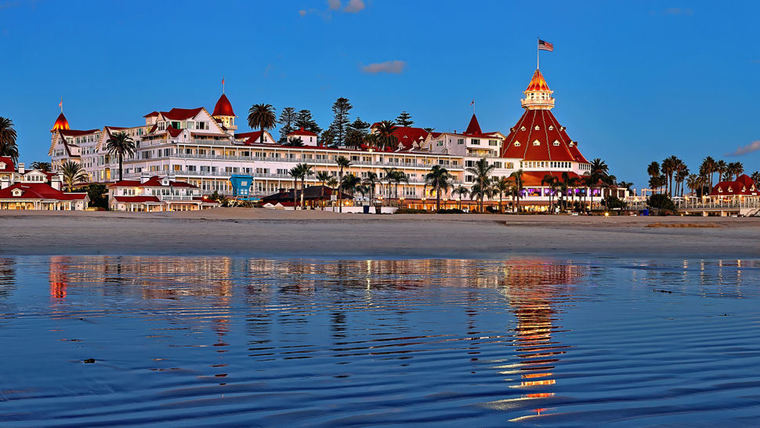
[1,208,759,259]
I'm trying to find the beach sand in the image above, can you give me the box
[1,208,758,259]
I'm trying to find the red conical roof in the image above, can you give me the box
[526,69,551,92]
[212,94,235,117]
[501,109,588,163]
[464,114,482,135]
[52,112,69,131]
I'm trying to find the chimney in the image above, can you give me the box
[0,177,9,189]
[17,162,25,174]
[51,175,61,191]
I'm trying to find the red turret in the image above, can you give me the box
[52,112,69,131]
[212,94,235,117]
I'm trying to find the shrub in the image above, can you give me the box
[602,196,627,210]
[647,194,676,212]
[86,183,108,209]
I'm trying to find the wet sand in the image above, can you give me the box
[1,208,759,259]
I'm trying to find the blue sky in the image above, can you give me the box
[1,0,758,187]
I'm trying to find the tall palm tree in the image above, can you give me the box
[105,131,136,182]
[363,171,379,207]
[340,173,361,205]
[686,174,701,197]
[296,163,313,208]
[424,165,452,212]
[541,174,559,213]
[288,166,301,209]
[726,161,744,181]
[30,161,52,172]
[466,157,496,212]
[0,117,18,163]
[751,171,760,188]
[452,185,468,210]
[660,156,678,197]
[60,160,85,191]
[469,179,494,213]
[700,156,717,190]
[390,169,408,205]
[509,169,524,212]
[316,170,332,209]
[247,104,277,144]
[494,177,511,213]
[674,163,689,198]
[587,158,609,210]
[566,175,579,211]
[375,120,398,151]
[716,160,727,182]
[335,156,351,212]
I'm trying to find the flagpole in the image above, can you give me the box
[536,37,539,70]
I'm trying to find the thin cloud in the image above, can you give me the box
[726,140,760,156]
[298,9,307,16]
[361,60,406,74]
[663,7,693,15]
[328,0,341,10]
[344,0,365,13]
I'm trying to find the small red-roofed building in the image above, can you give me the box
[286,127,319,146]
[710,174,760,198]
[0,160,89,210]
[108,174,217,212]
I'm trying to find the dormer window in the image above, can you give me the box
[514,141,521,147]
[520,126,526,131]
[548,125,554,130]
[533,140,540,146]
[569,142,575,147]
[0,162,5,169]
[12,189,22,197]
[553,140,560,146]
[534,126,540,131]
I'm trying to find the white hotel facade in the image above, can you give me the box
[48,70,623,208]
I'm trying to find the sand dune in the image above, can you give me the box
[1,208,758,259]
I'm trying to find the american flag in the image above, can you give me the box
[538,39,554,52]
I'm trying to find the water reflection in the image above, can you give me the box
[1,255,758,426]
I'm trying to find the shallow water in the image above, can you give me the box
[1,256,760,426]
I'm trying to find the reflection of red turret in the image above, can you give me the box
[52,112,70,131]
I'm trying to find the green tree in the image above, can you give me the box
[285,136,304,147]
[726,161,744,181]
[751,171,760,188]
[452,185,469,210]
[295,109,321,135]
[320,129,335,147]
[345,117,370,149]
[296,163,313,208]
[674,162,689,197]
[660,156,678,197]
[466,158,495,212]
[396,111,413,127]
[288,166,301,208]
[509,169,524,212]
[0,117,18,162]
[700,156,717,190]
[278,107,298,143]
[494,177,511,213]
[30,161,52,172]
[340,173,361,204]
[336,155,351,212]
[86,183,108,209]
[424,165,452,212]
[716,160,727,182]
[315,170,332,209]
[363,171,379,207]
[541,174,559,213]
[375,120,398,151]
[60,160,85,191]
[329,97,352,146]
[247,104,277,144]
[105,131,136,181]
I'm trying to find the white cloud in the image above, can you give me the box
[361,60,406,74]
[298,9,307,16]
[344,0,365,13]
[726,141,760,156]
[328,0,341,10]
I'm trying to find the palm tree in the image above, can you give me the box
[686,174,702,197]
[340,173,361,205]
[452,185,468,210]
[424,165,452,212]
[661,156,678,197]
[30,161,52,172]
[587,158,609,210]
[316,170,332,209]
[566,175,579,211]
[509,169,524,212]
[247,104,277,144]
[751,171,760,188]
[390,169,409,205]
[375,120,398,151]
[60,160,85,191]
[541,174,559,213]
[716,160,727,182]
[288,166,301,209]
[0,117,18,162]
[700,156,717,190]
[469,179,494,213]
[466,158,496,212]
[363,171,379,207]
[494,177,511,213]
[296,163,313,208]
[726,161,744,181]
[674,163,689,198]
[335,156,351,212]
[105,131,136,182]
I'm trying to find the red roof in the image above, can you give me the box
[166,125,182,137]
[161,107,203,121]
[464,114,482,135]
[114,196,161,203]
[0,156,14,173]
[392,126,430,149]
[526,69,551,92]
[287,127,318,137]
[236,131,267,144]
[501,109,589,163]
[212,94,235,117]
[710,174,759,196]
[0,183,86,201]
[52,112,70,131]
[110,176,197,189]
[143,111,159,118]
[59,129,99,137]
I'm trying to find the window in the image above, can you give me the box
[553,140,560,146]
[533,140,540,146]
[514,141,521,147]
[489,140,498,146]
[457,139,465,145]
[471,139,480,145]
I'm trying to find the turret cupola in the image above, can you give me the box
[212,93,236,132]
[52,112,70,132]
[521,69,555,110]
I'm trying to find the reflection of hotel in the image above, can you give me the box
[49,68,626,210]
